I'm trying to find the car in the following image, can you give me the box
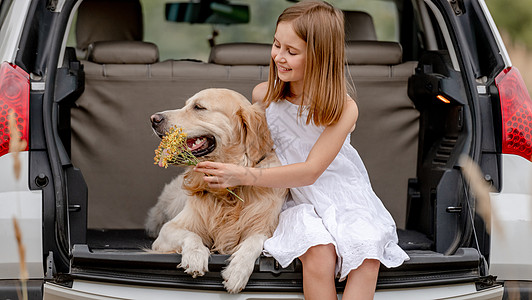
[0,0,530,298]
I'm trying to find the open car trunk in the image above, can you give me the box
[50,0,495,293]
[59,47,492,292]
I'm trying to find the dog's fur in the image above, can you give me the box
[145,88,287,293]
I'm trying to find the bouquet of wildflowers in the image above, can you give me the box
[154,126,199,168]
[154,126,243,202]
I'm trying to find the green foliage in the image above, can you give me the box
[486,0,532,48]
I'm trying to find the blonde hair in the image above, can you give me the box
[263,0,348,126]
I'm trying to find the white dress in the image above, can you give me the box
[263,99,409,281]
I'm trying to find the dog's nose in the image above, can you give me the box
[151,113,164,126]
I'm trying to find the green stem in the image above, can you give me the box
[226,188,245,202]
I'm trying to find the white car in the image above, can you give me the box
[1,0,529,299]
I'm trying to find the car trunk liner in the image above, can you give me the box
[74,229,479,292]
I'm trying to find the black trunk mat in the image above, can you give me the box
[87,228,433,251]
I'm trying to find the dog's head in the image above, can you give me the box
[151,88,273,166]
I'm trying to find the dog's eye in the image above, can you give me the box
[194,104,206,110]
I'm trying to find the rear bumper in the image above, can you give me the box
[43,280,503,300]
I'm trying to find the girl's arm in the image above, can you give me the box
[194,95,359,189]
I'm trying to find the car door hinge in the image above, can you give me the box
[448,0,465,15]
[45,251,56,280]
[476,275,500,291]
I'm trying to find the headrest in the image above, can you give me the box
[344,11,377,41]
[209,43,271,65]
[345,41,402,65]
[87,41,159,64]
[76,0,143,51]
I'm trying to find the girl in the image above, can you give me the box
[194,1,409,299]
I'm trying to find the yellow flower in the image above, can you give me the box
[154,126,200,168]
[153,126,244,202]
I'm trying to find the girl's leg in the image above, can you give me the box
[299,243,337,300]
[342,259,380,300]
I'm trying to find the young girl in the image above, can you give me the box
[194,1,409,299]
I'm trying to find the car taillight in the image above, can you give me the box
[495,66,532,160]
[0,62,30,157]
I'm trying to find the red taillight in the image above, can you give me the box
[0,62,30,157]
[495,66,532,160]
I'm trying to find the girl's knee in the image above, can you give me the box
[299,244,336,272]
[348,259,380,279]
[363,259,381,271]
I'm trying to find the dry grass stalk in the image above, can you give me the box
[8,113,28,300]
[12,217,28,300]
[8,112,27,180]
[459,155,502,235]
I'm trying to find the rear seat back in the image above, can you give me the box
[208,42,271,66]
[76,0,143,58]
[344,11,377,41]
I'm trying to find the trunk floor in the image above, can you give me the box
[86,228,433,251]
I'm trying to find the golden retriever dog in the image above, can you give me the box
[145,88,287,293]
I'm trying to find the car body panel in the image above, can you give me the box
[0,152,44,279]
[490,154,532,281]
[0,0,31,63]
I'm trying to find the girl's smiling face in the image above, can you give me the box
[271,21,307,91]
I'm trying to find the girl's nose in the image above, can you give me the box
[274,53,286,63]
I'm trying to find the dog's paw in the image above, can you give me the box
[178,246,210,278]
[222,258,254,294]
[151,236,180,253]
[151,237,174,253]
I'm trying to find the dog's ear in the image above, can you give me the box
[237,104,274,166]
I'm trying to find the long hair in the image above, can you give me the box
[263,0,348,126]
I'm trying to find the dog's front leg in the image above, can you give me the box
[222,234,268,293]
[152,223,210,278]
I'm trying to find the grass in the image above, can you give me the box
[8,113,28,300]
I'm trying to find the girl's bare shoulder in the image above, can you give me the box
[344,95,359,132]
[347,95,358,113]
[252,82,268,104]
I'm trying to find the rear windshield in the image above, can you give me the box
[67,0,398,61]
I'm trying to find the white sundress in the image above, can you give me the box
[263,99,409,281]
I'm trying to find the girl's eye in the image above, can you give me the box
[273,43,280,49]
[194,104,206,110]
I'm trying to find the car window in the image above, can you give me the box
[66,0,398,62]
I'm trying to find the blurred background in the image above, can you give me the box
[487,0,532,96]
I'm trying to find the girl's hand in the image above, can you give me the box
[194,161,250,189]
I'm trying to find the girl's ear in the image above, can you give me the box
[237,104,274,166]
